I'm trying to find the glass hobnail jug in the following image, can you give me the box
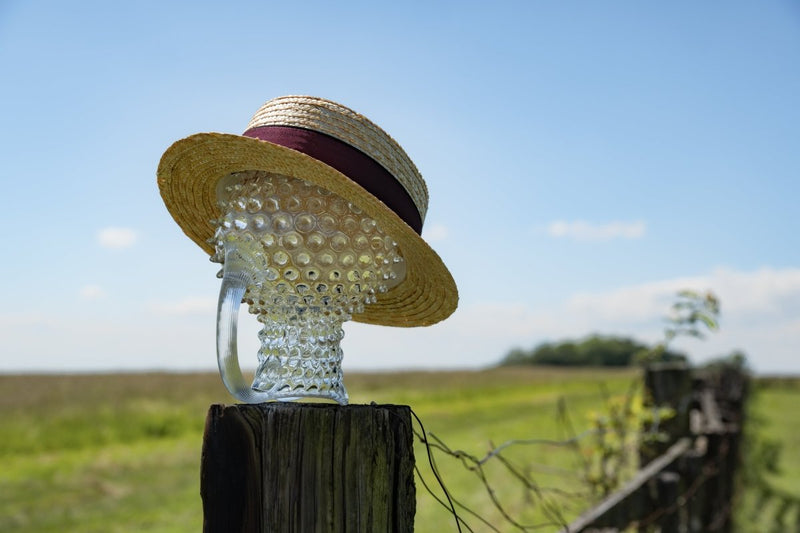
[212,170,405,404]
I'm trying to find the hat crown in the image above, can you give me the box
[246,96,429,223]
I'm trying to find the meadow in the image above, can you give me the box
[1,368,797,532]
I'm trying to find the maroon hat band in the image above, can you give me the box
[242,125,423,234]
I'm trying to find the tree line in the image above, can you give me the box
[501,291,722,368]
[499,334,687,367]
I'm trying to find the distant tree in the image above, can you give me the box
[555,341,580,365]
[525,342,559,365]
[502,347,530,365]
[701,350,749,371]
[500,290,719,367]
[499,335,685,367]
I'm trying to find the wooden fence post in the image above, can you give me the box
[565,366,748,532]
[200,403,416,532]
[705,432,737,533]
[680,449,706,533]
[702,433,723,531]
[642,363,692,465]
[656,471,680,533]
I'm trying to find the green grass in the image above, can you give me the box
[1,369,797,532]
[0,373,223,533]
[735,378,800,531]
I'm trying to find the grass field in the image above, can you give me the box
[735,378,800,531]
[1,368,798,532]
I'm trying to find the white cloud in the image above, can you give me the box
[423,223,449,242]
[566,267,800,325]
[97,227,138,249]
[546,220,646,242]
[3,267,799,375]
[80,285,106,300]
[345,267,800,374]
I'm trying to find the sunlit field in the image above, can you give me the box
[1,369,797,532]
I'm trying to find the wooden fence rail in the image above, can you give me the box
[562,364,748,532]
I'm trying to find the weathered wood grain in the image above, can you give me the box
[201,403,415,532]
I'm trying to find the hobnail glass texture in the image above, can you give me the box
[211,170,404,404]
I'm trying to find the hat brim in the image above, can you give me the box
[157,132,458,327]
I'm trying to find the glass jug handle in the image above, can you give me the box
[216,264,271,404]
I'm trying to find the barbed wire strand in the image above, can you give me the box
[412,462,478,533]
[478,430,598,466]
[403,371,758,532]
[428,433,532,531]
[412,423,506,532]
[425,430,579,531]
[407,379,744,532]
[491,450,574,529]
[409,407,470,533]
[407,393,641,531]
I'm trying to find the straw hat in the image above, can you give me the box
[157,95,458,326]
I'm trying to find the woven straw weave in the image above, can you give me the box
[247,96,429,222]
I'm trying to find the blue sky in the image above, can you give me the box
[1,1,798,375]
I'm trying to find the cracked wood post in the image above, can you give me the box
[200,403,415,532]
[642,363,692,466]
